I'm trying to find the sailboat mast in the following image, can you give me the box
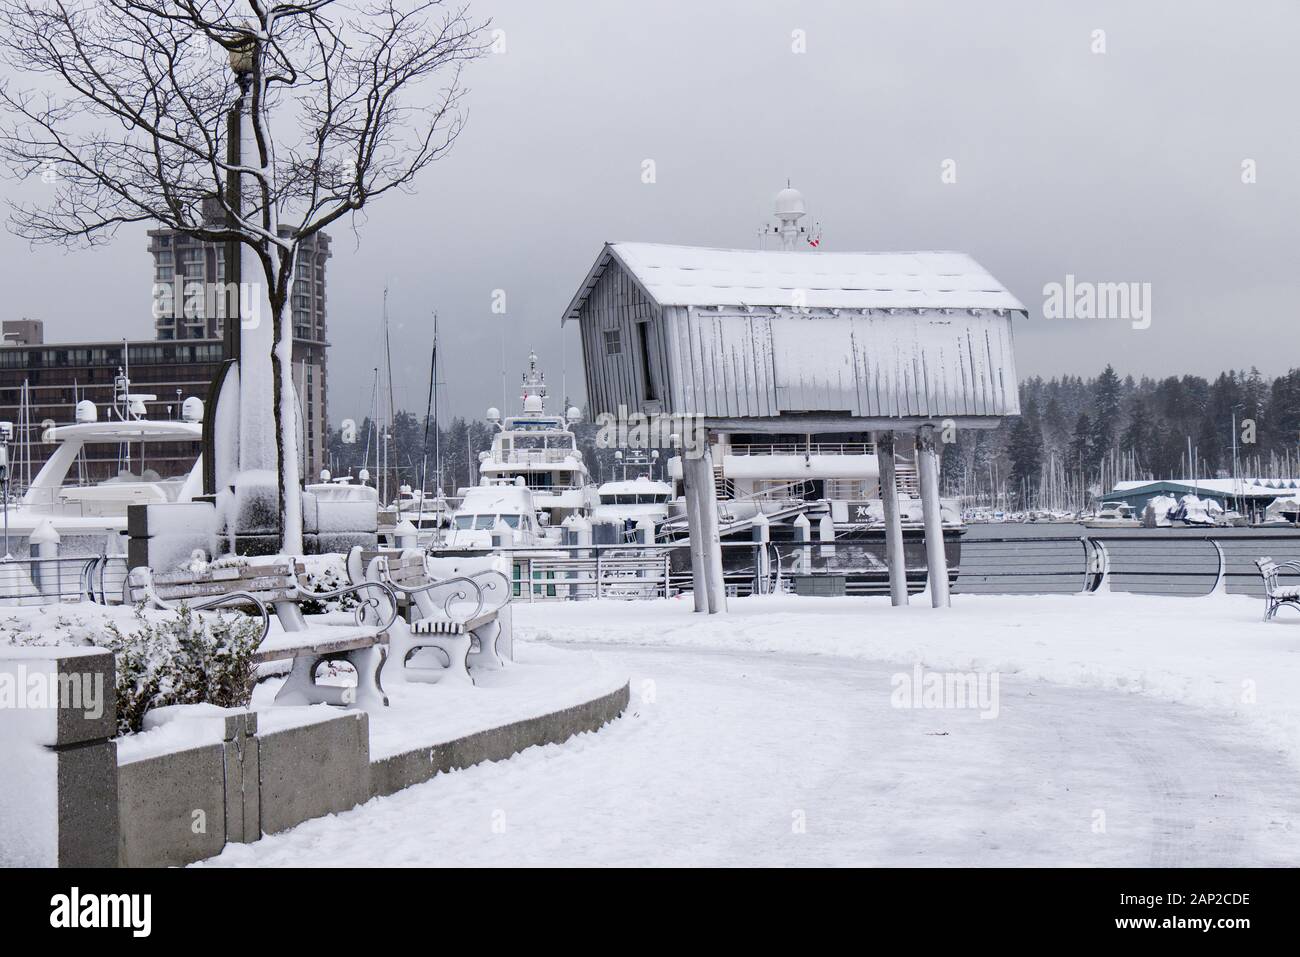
[381,287,397,511]
[433,312,441,494]
[417,310,438,537]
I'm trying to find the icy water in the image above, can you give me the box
[202,643,1300,868]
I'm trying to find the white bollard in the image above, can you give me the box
[793,511,812,573]
[29,519,61,598]
[818,512,836,558]
[394,519,418,550]
[752,510,770,595]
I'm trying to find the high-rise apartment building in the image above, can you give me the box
[146,225,331,476]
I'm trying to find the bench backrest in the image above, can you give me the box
[384,553,432,590]
[127,562,299,606]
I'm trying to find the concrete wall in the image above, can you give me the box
[258,712,370,835]
[372,682,630,797]
[117,711,258,867]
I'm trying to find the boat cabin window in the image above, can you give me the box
[509,419,566,433]
[510,434,574,451]
[601,493,670,505]
[455,513,528,530]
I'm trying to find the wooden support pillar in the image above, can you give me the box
[915,426,950,608]
[876,431,909,606]
[679,447,708,613]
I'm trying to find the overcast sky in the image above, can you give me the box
[2,0,1297,426]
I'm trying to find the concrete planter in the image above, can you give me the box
[0,647,118,867]
[118,709,259,867]
[5,643,627,868]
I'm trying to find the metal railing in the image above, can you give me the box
[955,531,1300,598]
[0,554,129,606]
[486,448,578,465]
[7,531,1294,609]
[728,443,876,457]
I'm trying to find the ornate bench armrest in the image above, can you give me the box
[470,569,512,611]
[299,579,399,632]
[392,575,485,623]
[190,591,272,645]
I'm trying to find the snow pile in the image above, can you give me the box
[515,592,1300,763]
[0,603,160,648]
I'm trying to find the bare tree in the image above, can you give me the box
[0,0,485,553]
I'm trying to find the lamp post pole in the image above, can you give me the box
[201,43,253,498]
[1,426,10,558]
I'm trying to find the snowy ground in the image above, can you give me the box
[202,592,1300,867]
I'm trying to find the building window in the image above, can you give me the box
[603,329,621,356]
[636,322,657,401]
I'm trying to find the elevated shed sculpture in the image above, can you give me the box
[562,241,1028,612]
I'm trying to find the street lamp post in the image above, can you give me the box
[0,420,12,558]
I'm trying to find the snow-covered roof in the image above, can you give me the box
[564,243,1026,318]
[597,477,673,494]
[1110,478,1300,498]
[457,484,534,513]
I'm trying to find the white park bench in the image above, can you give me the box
[348,547,510,686]
[1255,557,1300,622]
[126,559,398,708]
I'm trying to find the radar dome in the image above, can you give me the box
[774,185,806,219]
[523,394,543,414]
[75,400,98,424]
[486,407,500,422]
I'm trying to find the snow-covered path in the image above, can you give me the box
[204,640,1300,867]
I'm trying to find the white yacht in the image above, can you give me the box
[1083,501,1140,529]
[1,393,204,557]
[477,352,595,530]
[444,481,547,550]
[591,450,673,529]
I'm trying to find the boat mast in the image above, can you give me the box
[361,367,378,485]
[417,310,439,541]
[380,286,397,512]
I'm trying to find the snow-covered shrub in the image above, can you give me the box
[296,554,358,615]
[102,606,263,736]
[2,604,263,736]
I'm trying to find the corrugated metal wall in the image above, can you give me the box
[578,260,1020,420]
[667,304,1019,419]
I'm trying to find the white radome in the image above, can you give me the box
[774,186,805,219]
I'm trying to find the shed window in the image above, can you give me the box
[603,330,621,355]
[637,321,657,401]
